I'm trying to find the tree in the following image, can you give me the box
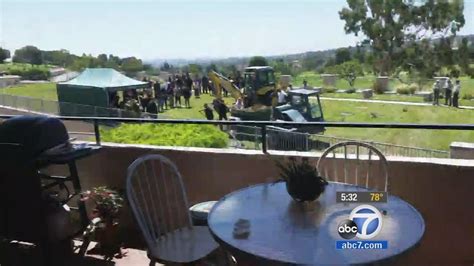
[42,49,74,67]
[13,46,43,65]
[188,64,203,75]
[272,59,292,75]
[335,48,351,65]
[71,54,101,70]
[339,0,465,75]
[324,57,336,68]
[121,57,144,73]
[161,62,171,71]
[353,46,366,63]
[248,56,268,67]
[0,47,10,63]
[97,53,108,66]
[335,60,364,88]
[457,37,474,77]
[205,63,218,73]
[302,55,325,71]
[108,54,121,65]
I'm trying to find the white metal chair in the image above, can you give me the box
[317,141,390,192]
[126,154,219,265]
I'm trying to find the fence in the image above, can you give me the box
[230,125,449,158]
[0,94,166,119]
[0,94,456,158]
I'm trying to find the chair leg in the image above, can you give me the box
[149,259,156,266]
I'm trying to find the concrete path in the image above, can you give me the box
[320,97,474,110]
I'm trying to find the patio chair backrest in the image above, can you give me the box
[317,141,390,192]
[126,154,192,247]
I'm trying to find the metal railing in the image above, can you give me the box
[0,94,166,119]
[0,115,471,157]
[230,125,449,158]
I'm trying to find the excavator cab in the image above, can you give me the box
[274,88,325,134]
[243,66,276,106]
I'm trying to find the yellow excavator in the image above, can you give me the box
[208,66,325,133]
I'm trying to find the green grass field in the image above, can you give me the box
[161,94,235,119]
[2,83,58,101]
[321,99,474,150]
[2,79,474,151]
[293,71,474,106]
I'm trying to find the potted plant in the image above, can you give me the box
[81,186,124,260]
[276,157,328,202]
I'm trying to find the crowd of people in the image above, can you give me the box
[432,78,462,107]
[107,72,239,119]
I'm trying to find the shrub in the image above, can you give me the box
[462,94,474,100]
[396,83,417,95]
[346,88,356,93]
[100,123,229,148]
[322,87,336,93]
[8,67,50,80]
[396,87,411,95]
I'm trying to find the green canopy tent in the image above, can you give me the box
[56,68,149,116]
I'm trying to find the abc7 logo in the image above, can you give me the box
[338,205,383,239]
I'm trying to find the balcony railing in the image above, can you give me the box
[1,114,472,156]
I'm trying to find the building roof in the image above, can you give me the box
[59,68,148,91]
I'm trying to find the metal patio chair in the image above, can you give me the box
[126,154,219,265]
[316,141,390,192]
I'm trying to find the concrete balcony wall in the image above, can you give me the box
[44,143,474,265]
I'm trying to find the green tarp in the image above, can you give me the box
[57,68,148,115]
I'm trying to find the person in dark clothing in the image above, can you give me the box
[432,80,440,106]
[194,78,200,98]
[200,104,214,120]
[160,86,168,110]
[202,76,209,94]
[167,81,174,108]
[183,87,191,108]
[175,76,183,107]
[183,75,193,108]
[445,79,453,106]
[140,92,151,112]
[218,99,229,120]
[153,81,161,99]
[146,99,158,118]
[453,80,461,108]
[112,94,120,108]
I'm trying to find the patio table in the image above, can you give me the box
[208,182,425,265]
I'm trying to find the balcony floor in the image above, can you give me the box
[0,239,228,266]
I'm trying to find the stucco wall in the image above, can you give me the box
[44,143,474,265]
[451,142,474,159]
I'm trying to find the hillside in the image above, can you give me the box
[147,34,474,67]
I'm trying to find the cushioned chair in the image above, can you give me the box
[126,154,219,265]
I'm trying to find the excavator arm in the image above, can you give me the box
[208,71,243,101]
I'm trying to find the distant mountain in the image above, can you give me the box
[145,34,474,67]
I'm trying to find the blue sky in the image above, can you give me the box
[0,0,473,60]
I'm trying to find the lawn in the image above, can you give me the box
[2,80,473,151]
[162,93,474,151]
[320,92,474,106]
[293,71,474,106]
[321,99,474,150]
[160,94,235,119]
[1,83,58,101]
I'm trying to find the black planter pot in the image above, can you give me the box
[285,177,328,202]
